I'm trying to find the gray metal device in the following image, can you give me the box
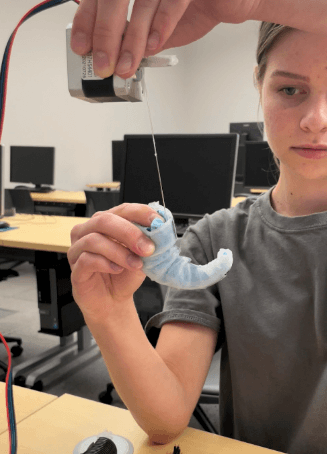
[66,23,178,103]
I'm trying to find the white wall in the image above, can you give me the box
[1,0,264,191]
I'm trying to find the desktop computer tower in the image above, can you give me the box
[35,251,85,337]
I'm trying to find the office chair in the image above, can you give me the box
[84,190,120,217]
[0,339,23,382]
[8,188,34,214]
[0,189,35,280]
[193,350,220,434]
[0,337,23,358]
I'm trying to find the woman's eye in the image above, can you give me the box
[279,87,300,96]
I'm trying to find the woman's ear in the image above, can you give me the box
[253,65,259,90]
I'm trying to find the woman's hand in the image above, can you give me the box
[70,0,261,79]
[67,203,164,323]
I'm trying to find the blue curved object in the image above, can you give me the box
[133,202,233,289]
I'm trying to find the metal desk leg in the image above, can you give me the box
[12,326,101,390]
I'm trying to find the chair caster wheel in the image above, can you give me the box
[14,375,26,387]
[11,345,23,357]
[99,383,115,405]
[31,380,43,392]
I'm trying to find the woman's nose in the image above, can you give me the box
[300,95,327,133]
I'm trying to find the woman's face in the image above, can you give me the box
[259,30,327,182]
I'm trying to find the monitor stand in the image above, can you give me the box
[15,184,54,193]
[174,216,201,236]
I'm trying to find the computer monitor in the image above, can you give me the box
[121,134,239,219]
[229,122,264,183]
[112,140,125,182]
[10,146,55,192]
[244,141,279,188]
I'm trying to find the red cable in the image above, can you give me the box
[0,332,12,454]
[0,0,80,143]
[0,2,80,451]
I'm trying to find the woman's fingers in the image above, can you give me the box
[70,251,123,287]
[68,231,144,272]
[70,203,163,258]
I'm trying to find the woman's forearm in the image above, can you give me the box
[252,0,327,35]
[84,301,188,444]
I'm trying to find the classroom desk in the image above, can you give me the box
[0,384,282,453]
[86,182,121,191]
[231,196,246,207]
[27,190,86,217]
[0,214,101,391]
[30,190,86,205]
[29,191,246,208]
[0,214,86,253]
[0,383,57,435]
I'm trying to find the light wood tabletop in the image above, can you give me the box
[0,391,282,454]
[30,185,120,204]
[0,214,88,253]
[231,196,246,207]
[0,383,57,435]
[86,182,121,190]
[250,188,268,194]
[0,194,249,256]
[0,198,247,253]
[29,190,247,207]
[30,190,86,205]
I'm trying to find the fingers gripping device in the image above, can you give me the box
[133,202,233,290]
[66,23,178,103]
[66,24,234,289]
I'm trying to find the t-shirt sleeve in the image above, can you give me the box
[144,218,224,352]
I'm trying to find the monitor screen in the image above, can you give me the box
[112,140,125,182]
[229,122,264,182]
[229,122,264,141]
[244,141,279,188]
[121,134,239,218]
[10,146,55,186]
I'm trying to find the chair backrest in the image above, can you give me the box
[84,190,120,217]
[4,189,14,210]
[8,189,34,214]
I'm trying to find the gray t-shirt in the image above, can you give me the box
[145,186,327,454]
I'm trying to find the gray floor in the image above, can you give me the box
[0,261,219,433]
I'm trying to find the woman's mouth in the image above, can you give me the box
[292,147,327,159]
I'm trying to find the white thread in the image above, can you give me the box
[143,80,177,239]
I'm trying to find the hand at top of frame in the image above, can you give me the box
[70,0,262,79]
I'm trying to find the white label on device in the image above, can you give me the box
[81,52,103,80]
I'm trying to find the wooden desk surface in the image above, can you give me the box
[0,198,246,254]
[30,191,247,207]
[0,392,281,453]
[86,182,121,190]
[231,196,246,207]
[30,190,86,204]
[0,383,57,435]
[0,214,88,253]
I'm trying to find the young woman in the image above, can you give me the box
[68,17,327,454]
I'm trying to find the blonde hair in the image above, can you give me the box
[254,22,294,170]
